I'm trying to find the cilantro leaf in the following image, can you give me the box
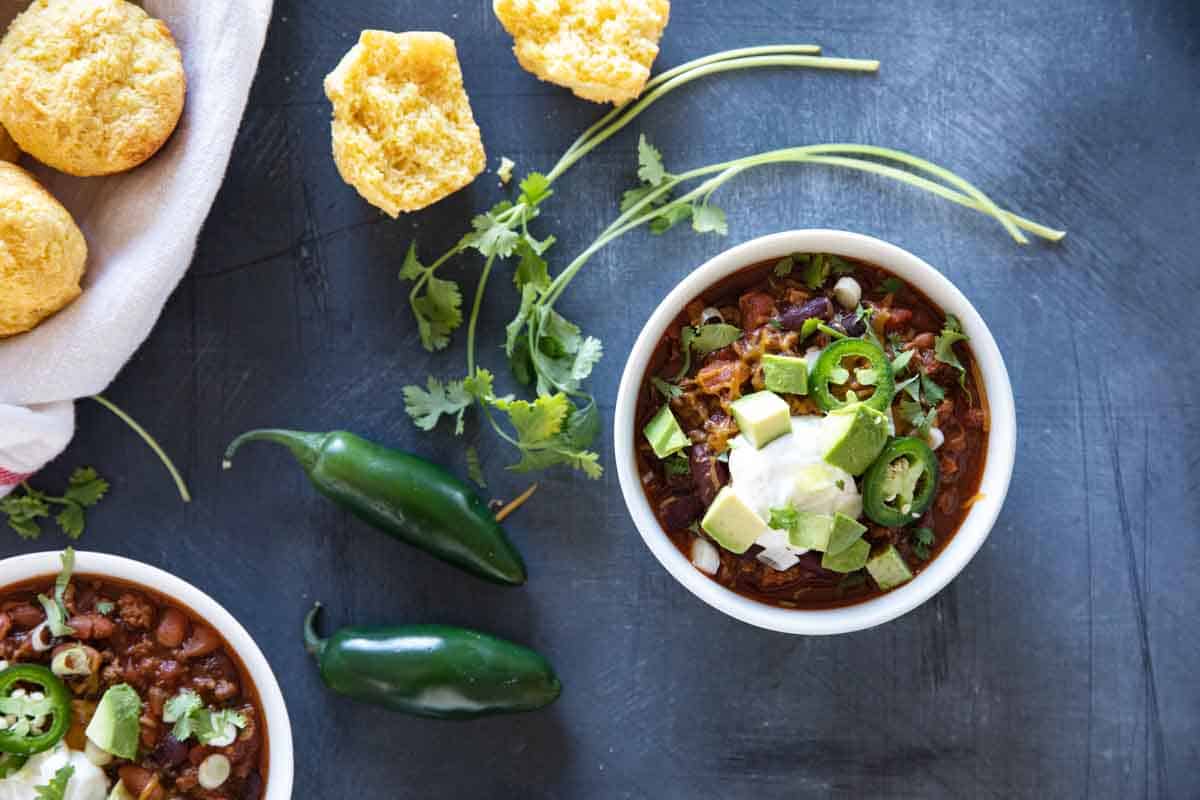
[55,504,84,539]
[890,349,915,374]
[920,373,946,405]
[1,494,50,539]
[636,134,668,186]
[689,323,741,354]
[411,274,463,351]
[664,453,691,477]
[33,764,72,800]
[911,527,936,560]
[488,394,603,478]
[403,377,473,434]
[768,505,800,532]
[651,377,683,401]
[469,202,521,259]
[773,254,800,277]
[691,203,728,235]
[896,374,921,402]
[571,336,604,381]
[466,447,487,488]
[649,203,692,234]
[672,323,741,381]
[934,317,969,375]
[518,172,552,207]
[494,393,569,443]
[399,242,425,281]
[64,468,108,508]
[513,239,551,291]
[878,277,903,294]
[164,689,204,741]
[900,399,938,437]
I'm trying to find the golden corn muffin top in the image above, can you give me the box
[0,0,186,176]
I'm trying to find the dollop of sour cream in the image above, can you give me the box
[0,744,108,800]
[727,415,862,567]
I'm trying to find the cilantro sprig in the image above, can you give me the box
[0,469,107,540]
[163,689,247,746]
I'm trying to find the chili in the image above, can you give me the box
[303,604,561,720]
[224,429,526,586]
[811,337,895,413]
[862,436,940,527]
[0,664,71,756]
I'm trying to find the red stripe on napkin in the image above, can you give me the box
[0,467,30,486]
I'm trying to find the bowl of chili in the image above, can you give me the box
[0,550,293,798]
[614,229,1017,634]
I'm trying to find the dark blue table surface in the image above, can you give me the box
[17,1,1200,797]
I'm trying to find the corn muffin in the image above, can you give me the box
[0,162,88,337]
[493,0,671,104]
[324,31,486,216]
[0,0,186,176]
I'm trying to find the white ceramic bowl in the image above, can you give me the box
[614,230,1016,635]
[0,551,294,797]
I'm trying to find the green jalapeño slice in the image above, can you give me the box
[811,338,895,413]
[0,664,72,755]
[862,437,940,527]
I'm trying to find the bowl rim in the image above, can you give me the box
[613,229,1017,635]
[0,550,294,797]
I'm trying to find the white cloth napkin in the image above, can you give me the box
[0,0,273,497]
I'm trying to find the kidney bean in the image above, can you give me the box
[155,607,189,648]
[658,495,703,530]
[835,312,866,337]
[180,626,221,659]
[66,613,114,640]
[150,734,190,769]
[688,443,729,506]
[778,297,832,330]
[4,603,43,629]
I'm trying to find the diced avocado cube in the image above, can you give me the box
[701,487,769,554]
[87,683,142,759]
[822,404,889,475]
[643,405,690,459]
[762,354,808,395]
[787,511,833,551]
[730,391,791,449]
[866,544,914,590]
[826,512,867,556]
[821,538,870,573]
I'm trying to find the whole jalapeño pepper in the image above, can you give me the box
[224,429,526,585]
[304,604,561,720]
